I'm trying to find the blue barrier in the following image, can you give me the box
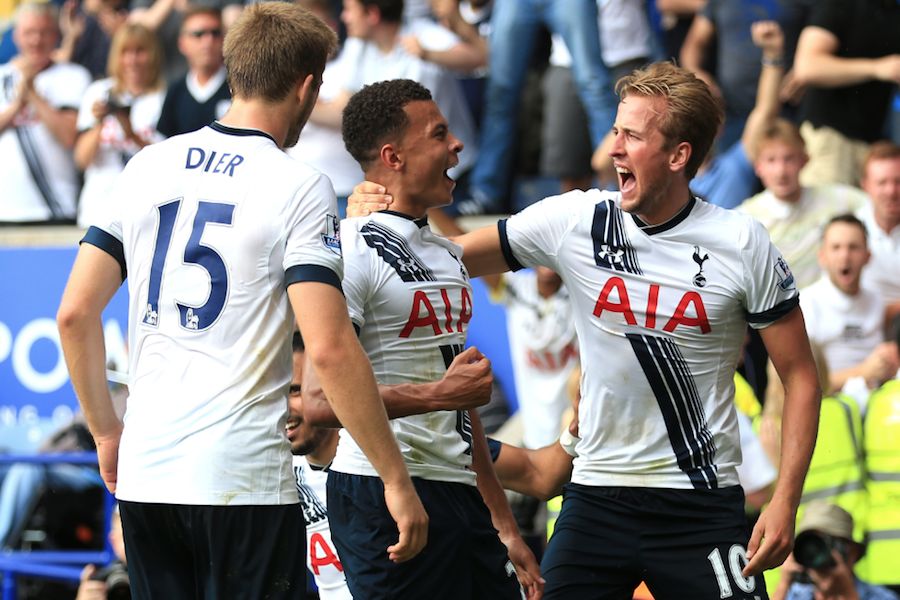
[0,452,113,600]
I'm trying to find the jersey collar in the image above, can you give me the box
[380,209,429,228]
[631,196,696,235]
[208,121,278,146]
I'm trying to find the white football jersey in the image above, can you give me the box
[85,122,344,505]
[330,211,476,486]
[492,271,578,449]
[293,456,352,599]
[501,190,799,489]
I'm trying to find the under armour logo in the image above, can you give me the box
[598,244,624,264]
[692,245,709,288]
[396,258,416,273]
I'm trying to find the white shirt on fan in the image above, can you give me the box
[76,78,165,228]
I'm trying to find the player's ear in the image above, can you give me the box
[379,143,403,171]
[297,73,316,106]
[669,141,691,173]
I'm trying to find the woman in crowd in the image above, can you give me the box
[74,23,165,228]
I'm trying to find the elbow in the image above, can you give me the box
[302,398,342,428]
[56,301,92,340]
[790,58,817,86]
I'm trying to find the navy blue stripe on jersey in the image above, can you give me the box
[284,264,342,292]
[208,121,277,145]
[81,226,127,281]
[294,465,328,527]
[631,197,696,235]
[487,437,502,462]
[746,295,800,325]
[439,343,465,368]
[592,200,642,275]
[497,219,525,272]
[627,333,718,489]
[361,221,436,282]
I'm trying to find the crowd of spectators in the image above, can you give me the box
[2,0,900,597]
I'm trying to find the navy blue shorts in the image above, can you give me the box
[118,501,305,600]
[542,484,769,600]
[327,471,522,599]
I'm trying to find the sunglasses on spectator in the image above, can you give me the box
[184,28,223,38]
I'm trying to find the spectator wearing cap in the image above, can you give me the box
[773,502,899,600]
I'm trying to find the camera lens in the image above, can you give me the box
[794,531,837,570]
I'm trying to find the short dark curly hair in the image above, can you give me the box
[342,79,433,170]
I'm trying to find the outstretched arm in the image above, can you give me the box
[303,345,494,427]
[492,438,575,501]
[744,307,821,576]
[741,21,786,162]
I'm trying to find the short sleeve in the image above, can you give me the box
[740,218,800,328]
[283,173,343,292]
[337,220,373,330]
[502,190,590,272]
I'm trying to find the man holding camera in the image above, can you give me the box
[774,502,898,600]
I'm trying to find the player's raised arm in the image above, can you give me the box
[290,282,428,563]
[744,306,821,576]
[57,243,126,493]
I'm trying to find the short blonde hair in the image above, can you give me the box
[752,118,805,160]
[616,62,723,179]
[224,3,337,102]
[107,24,163,93]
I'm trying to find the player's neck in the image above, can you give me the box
[218,98,290,148]
[307,431,339,467]
[636,185,693,226]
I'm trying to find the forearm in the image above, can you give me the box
[30,96,77,148]
[772,379,819,509]
[304,379,445,427]
[309,93,349,129]
[470,411,519,541]
[421,45,486,72]
[74,126,102,170]
[742,54,785,159]
[58,310,121,439]
[795,54,885,88]
[0,101,22,134]
[127,0,176,32]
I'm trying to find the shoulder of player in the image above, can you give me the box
[523,187,612,217]
[690,199,767,249]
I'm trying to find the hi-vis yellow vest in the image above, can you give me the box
[797,393,868,538]
[764,393,867,596]
[856,380,900,585]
